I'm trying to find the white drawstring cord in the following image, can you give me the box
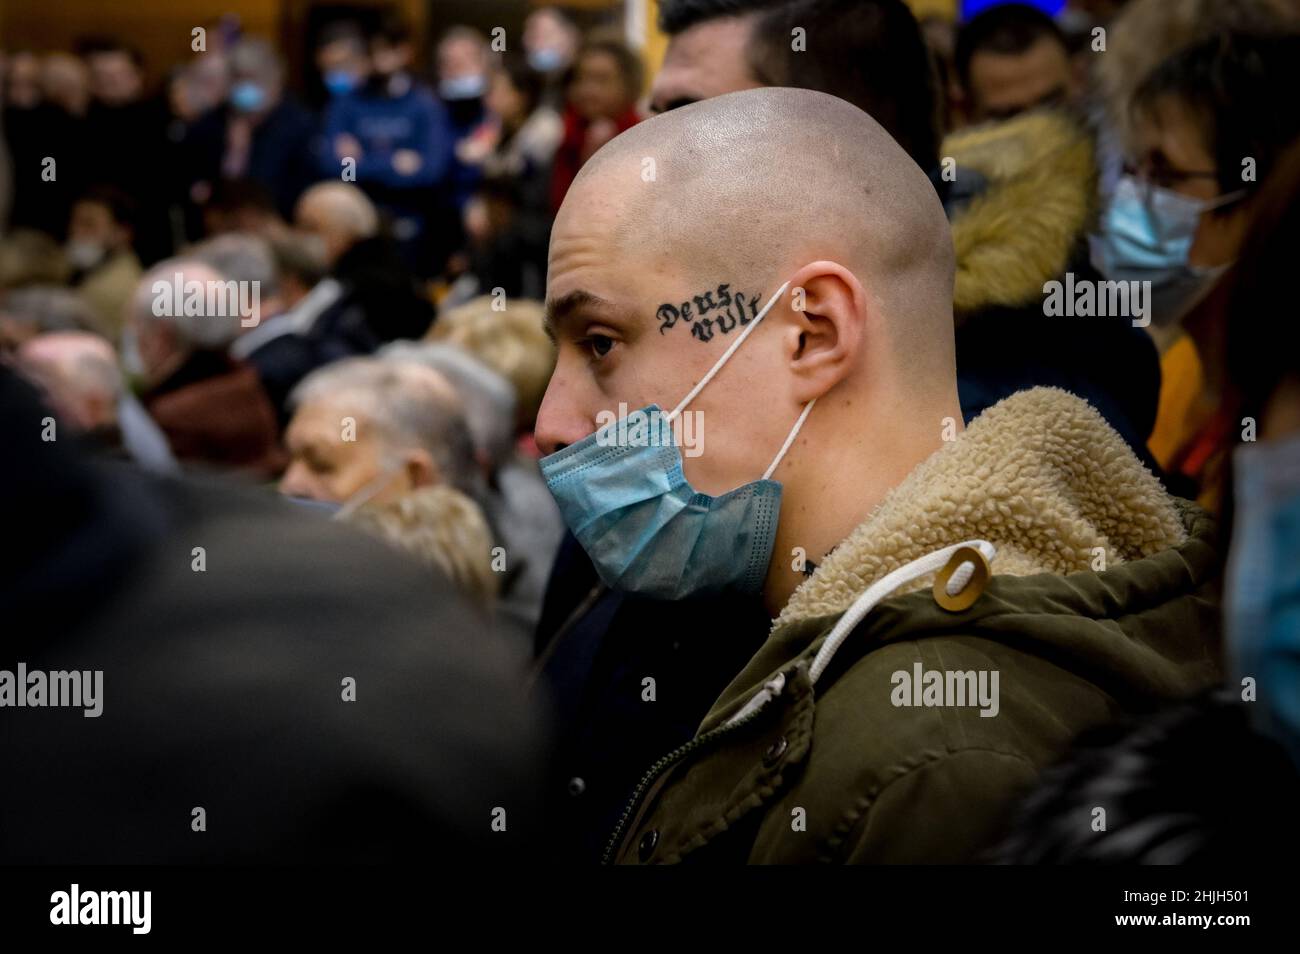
[723,539,997,727]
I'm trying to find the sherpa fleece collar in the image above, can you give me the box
[774,387,1187,630]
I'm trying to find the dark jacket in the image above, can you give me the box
[605,389,1221,864]
[534,538,770,864]
[0,369,548,862]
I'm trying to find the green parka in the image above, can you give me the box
[606,388,1222,864]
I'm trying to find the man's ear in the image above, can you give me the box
[782,262,865,405]
[403,449,440,490]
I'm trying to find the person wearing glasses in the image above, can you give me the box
[1093,31,1300,509]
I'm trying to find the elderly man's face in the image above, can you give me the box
[650,16,764,114]
[280,401,409,504]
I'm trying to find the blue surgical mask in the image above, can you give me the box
[229,80,267,114]
[527,48,565,73]
[439,74,486,101]
[1091,174,1245,326]
[324,69,360,97]
[1225,432,1300,770]
[540,281,815,600]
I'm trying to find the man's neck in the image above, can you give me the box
[760,400,961,617]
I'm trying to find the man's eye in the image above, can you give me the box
[584,335,615,359]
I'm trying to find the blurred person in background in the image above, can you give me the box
[437,26,495,213]
[0,364,547,862]
[198,177,290,240]
[182,37,320,226]
[426,295,554,448]
[65,184,142,342]
[0,285,92,354]
[79,37,171,264]
[4,50,86,238]
[15,330,177,474]
[992,139,1300,863]
[549,32,642,214]
[314,20,370,104]
[342,483,501,611]
[125,259,281,475]
[322,15,455,278]
[279,356,483,514]
[1102,31,1300,510]
[41,53,90,118]
[382,339,564,639]
[951,3,1076,126]
[523,6,581,109]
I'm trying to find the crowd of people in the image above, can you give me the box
[3,0,1300,866]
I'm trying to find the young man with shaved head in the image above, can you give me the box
[535,88,1218,864]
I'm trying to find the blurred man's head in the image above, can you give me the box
[954,3,1072,123]
[370,15,414,79]
[437,26,490,100]
[40,53,89,116]
[570,34,643,121]
[315,22,370,96]
[280,358,477,505]
[0,286,95,354]
[652,0,940,171]
[127,260,242,389]
[66,186,136,271]
[16,331,121,433]
[80,38,145,107]
[5,51,42,109]
[523,7,580,74]
[227,37,283,116]
[294,182,378,268]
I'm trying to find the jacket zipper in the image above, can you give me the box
[601,699,773,865]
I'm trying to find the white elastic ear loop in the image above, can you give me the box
[762,397,816,480]
[666,280,792,423]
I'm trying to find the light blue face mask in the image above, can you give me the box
[324,69,360,97]
[439,74,487,101]
[1091,173,1244,326]
[540,281,815,600]
[229,80,267,114]
[1225,433,1300,769]
[527,48,566,72]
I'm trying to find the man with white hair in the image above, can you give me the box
[279,356,480,509]
[15,330,177,473]
[129,259,281,475]
[381,341,564,636]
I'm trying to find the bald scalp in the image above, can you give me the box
[563,87,956,380]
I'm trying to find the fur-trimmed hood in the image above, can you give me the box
[775,386,1188,631]
[945,110,1099,316]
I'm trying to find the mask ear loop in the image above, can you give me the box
[762,397,816,480]
[666,280,792,424]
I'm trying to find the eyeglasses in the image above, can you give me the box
[1122,161,1250,212]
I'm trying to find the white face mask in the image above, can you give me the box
[66,239,107,271]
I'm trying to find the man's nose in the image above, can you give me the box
[534,382,595,457]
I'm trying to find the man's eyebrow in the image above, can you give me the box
[543,290,617,343]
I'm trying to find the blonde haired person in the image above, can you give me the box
[427,295,554,437]
[343,485,499,609]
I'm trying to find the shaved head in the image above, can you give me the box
[550,87,955,390]
[539,86,963,613]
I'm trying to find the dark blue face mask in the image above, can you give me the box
[540,281,816,600]
[1225,432,1300,769]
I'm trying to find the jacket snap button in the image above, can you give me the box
[567,777,586,796]
[763,736,788,765]
[638,829,659,861]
